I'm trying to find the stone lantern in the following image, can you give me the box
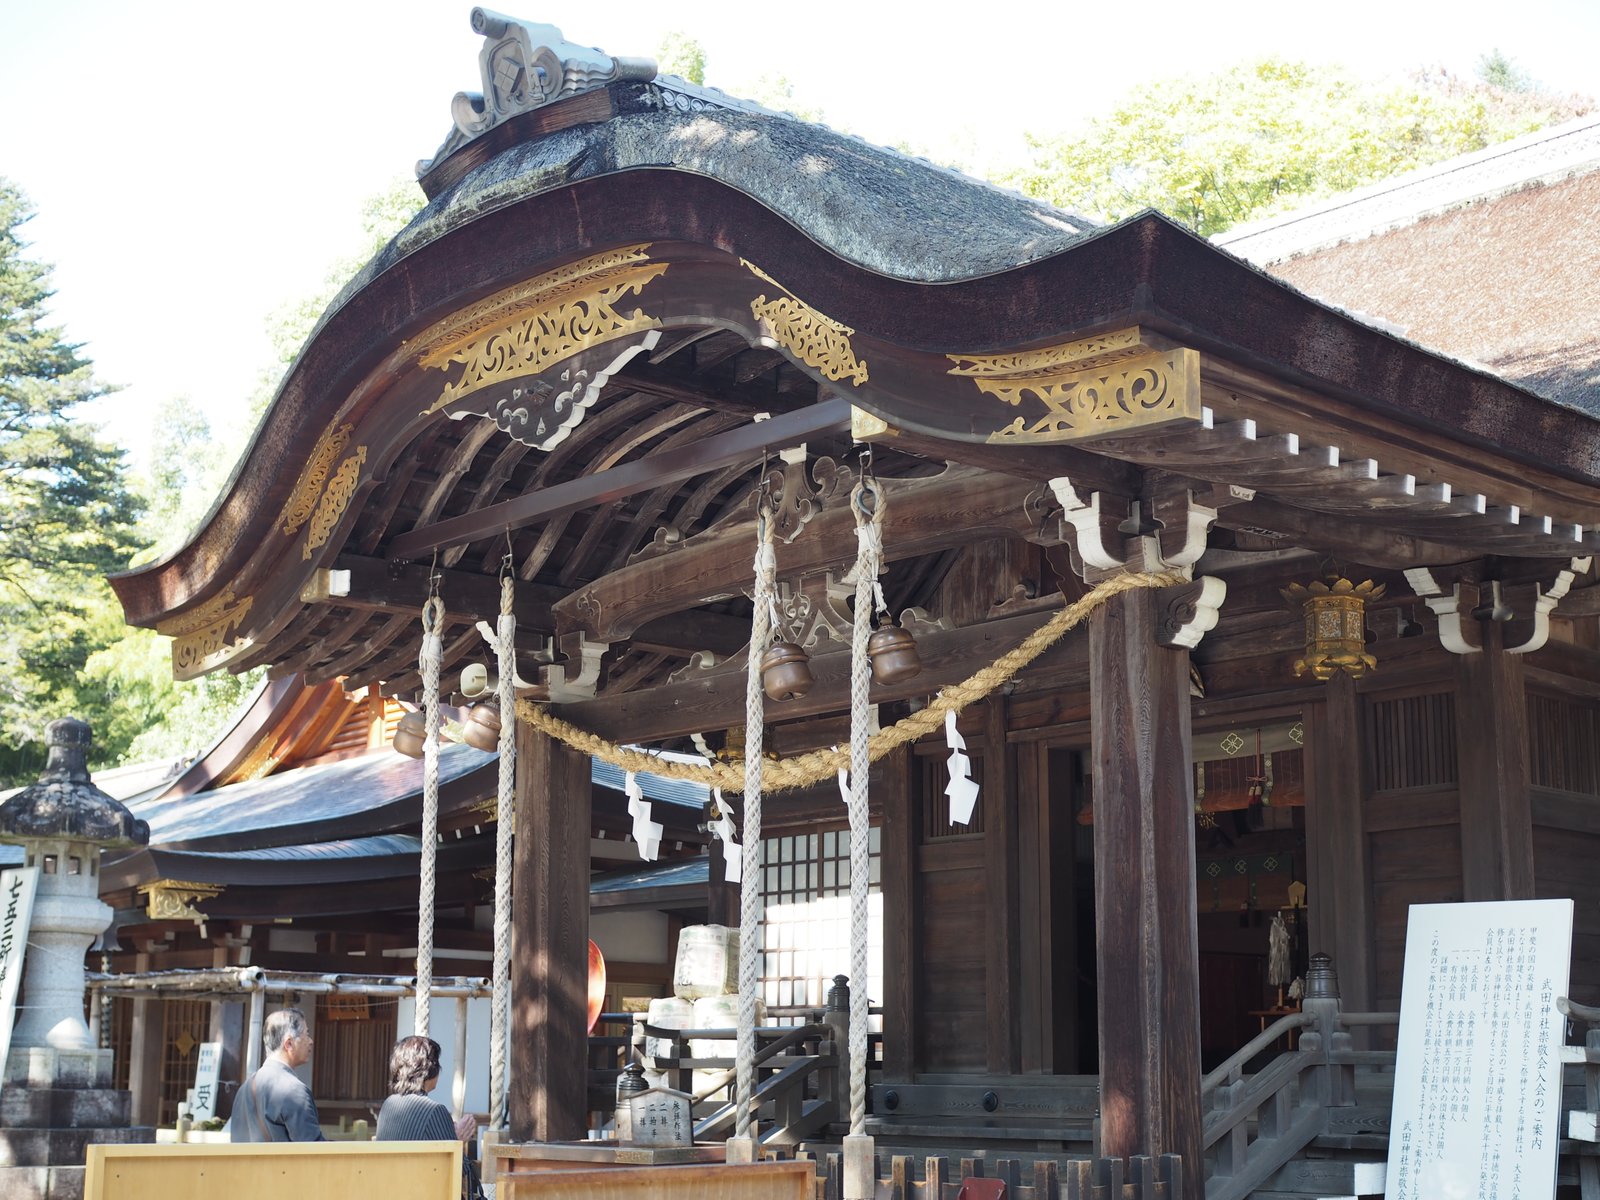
[0,717,151,1198]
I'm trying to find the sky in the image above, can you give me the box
[3,0,1599,471]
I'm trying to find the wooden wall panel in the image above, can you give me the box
[1369,822,1463,1009]
[914,849,988,1074]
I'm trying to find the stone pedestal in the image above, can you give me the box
[0,1048,152,1200]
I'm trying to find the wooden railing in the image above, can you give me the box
[799,1149,1182,1199]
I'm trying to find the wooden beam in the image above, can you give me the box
[1303,675,1373,1015]
[615,363,812,418]
[389,399,852,560]
[1089,585,1202,1199]
[984,695,1022,1073]
[877,744,918,1082]
[511,724,592,1143]
[557,607,1085,743]
[1456,624,1535,899]
[560,466,1048,645]
[314,554,565,629]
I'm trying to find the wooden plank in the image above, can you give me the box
[1017,741,1047,1073]
[1088,585,1202,1200]
[389,399,852,560]
[879,744,919,1082]
[984,695,1022,1074]
[498,1161,814,1199]
[1304,675,1374,1013]
[511,725,592,1142]
[1455,625,1535,899]
[85,1141,461,1200]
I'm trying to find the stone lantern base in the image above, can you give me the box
[0,1048,153,1199]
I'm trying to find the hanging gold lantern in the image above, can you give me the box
[760,640,814,702]
[392,709,429,758]
[1280,576,1385,680]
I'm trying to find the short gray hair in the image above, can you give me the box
[263,1007,309,1053]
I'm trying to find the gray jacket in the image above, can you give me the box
[228,1058,324,1142]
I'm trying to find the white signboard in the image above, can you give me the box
[1386,898,1573,1200]
[192,1042,223,1121]
[0,866,40,1085]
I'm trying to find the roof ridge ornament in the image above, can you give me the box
[421,9,657,175]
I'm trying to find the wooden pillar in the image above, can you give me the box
[1089,586,1202,1197]
[984,696,1022,1073]
[1456,624,1534,900]
[877,745,918,1082]
[510,724,591,1143]
[127,951,162,1126]
[1304,674,1373,1012]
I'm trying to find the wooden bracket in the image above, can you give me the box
[1155,577,1228,649]
[1049,478,1229,580]
[1405,557,1592,654]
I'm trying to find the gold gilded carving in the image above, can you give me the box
[948,327,1148,380]
[741,259,868,385]
[418,245,669,415]
[976,348,1202,444]
[227,738,281,784]
[302,447,368,561]
[279,423,353,536]
[139,879,223,924]
[162,589,255,678]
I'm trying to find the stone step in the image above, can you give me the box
[0,1164,87,1200]
[0,1125,153,1169]
[0,1086,131,1130]
[1262,1156,1385,1195]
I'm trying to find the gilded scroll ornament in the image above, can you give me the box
[160,589,254,678]
[419,245,669,417]
[948,327,1147,379]
[302,447,368,562]
[279,423,353,536]
[741,259,868,385]
[970,348,1201,444]
[139,879,223,924]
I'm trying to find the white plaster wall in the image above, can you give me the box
[396,996,492,1117]
[590,910,668,965]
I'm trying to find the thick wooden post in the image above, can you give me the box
[1456,624,1534,899]
[510,723,591,1143]
[878,745,919,1081]
[1304,673,1373,1012]
[1089,586,1202,1198]
[984,696,1022,1073]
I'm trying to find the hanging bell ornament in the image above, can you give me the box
[867,624,922,685]
[392,709,428,759]
[761,640,814,702]
[461,701,502,752]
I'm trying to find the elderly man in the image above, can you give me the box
[228,1008,325,1142]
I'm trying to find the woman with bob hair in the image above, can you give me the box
[374,1035,477,1142]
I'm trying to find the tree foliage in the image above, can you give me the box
[0,179,146,782]
[656,31,706,85]
[1002,59,1594,235]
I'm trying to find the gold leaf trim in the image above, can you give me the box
[417,246,669,416]
[984,349,1202,444]
[740,258,869,386]
[302,447,368,561]
[139,879,224,923]
[164,590,254,678]
[948,327,1147,380]
[279,423,353,536]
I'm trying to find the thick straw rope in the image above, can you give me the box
[489,574,516,1130]
[846,480,880,1136]
[515,568,1185,790]
[416,594,445,1039]
[735,498,777,1142]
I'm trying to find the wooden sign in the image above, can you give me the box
[191,1042,223,1122]
[1386,899,1573,1200]
[0,866,39,1085]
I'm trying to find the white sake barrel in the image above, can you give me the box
[672,924,739,999]
[644,995,693,1061]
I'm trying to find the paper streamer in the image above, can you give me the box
[944,708,980,825]
[710,788,742,884]
[624,769,664,861]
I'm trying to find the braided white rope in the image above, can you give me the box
[489,574,516,1130]
[735,498,775,1143]
[846,480,881,1136]
[416,594,445,1039]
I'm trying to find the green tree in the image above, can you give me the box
[0,179,145,782]
[656,31,706,85]
[1477,49,1533,93]
[1003,59,1593,236]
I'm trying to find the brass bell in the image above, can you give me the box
[392,709,428,758]
[461,701,502,752]
[760,641,814,702]
[867,624,922,685]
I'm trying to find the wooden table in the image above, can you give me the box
[492,1143,809,1200]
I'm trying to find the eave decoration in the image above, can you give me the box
[139,879,224,926]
